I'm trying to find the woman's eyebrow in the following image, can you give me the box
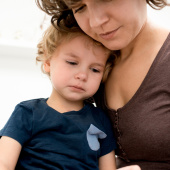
[67,1,83,8]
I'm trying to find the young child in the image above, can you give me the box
[0,25,140,170]
[0,24,116,170]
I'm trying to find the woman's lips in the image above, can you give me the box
[99,27,120,40]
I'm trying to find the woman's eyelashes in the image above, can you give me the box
[73,0,113,13]
[74,5,86,13]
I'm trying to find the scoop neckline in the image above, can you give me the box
[104,32,170,113]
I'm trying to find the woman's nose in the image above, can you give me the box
[89,6,109,28]
[75,72,88,81]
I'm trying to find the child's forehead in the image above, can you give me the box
[70,34,109,52]
[59,34,110,60]
[59,34,111,60]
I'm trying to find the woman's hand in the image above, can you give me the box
[117,165,141,170]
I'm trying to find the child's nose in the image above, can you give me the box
[75,72,88,81]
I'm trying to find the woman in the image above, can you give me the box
[36,0,170,169]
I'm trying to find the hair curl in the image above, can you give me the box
[146,0,169,9]
[35,0,77,32]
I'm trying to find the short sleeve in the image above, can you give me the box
[0,103,33,145]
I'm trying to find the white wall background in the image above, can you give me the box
[0,0,51,129]
[0,2,170,129]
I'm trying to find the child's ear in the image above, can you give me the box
[44,60,50,73]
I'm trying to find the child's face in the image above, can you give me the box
[44,35,109,102]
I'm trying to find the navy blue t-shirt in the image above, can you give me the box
[0,98,116,170]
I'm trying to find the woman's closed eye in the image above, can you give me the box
[73,5,86,13]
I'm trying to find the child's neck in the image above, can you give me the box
[46,94,84,113]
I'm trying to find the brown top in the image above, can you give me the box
[94,33,170,170]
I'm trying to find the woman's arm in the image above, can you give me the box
[0,136,21,170]
[118,165,141,170]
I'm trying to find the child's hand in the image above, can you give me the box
[117,165,141,170]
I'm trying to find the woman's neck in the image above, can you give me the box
[119,20,169,62]
[120,20,150,62]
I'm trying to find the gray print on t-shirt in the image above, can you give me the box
[86,124,107,151]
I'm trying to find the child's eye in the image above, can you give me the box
[74,5,86,13]
[66,61,77,65]
[91,68,100,73]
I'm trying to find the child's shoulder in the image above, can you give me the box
[16,98,48,111]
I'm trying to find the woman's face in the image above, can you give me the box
[72,0,147,50]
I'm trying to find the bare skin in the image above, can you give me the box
[105,22,169,110]
[71,0,169,110]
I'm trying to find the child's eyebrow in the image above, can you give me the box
[92,63,105,68]
[65,53,79,59]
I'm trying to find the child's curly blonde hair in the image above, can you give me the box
[36,24,115,82]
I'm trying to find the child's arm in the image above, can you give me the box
[99,150,116,170]
[0,136,21,170]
